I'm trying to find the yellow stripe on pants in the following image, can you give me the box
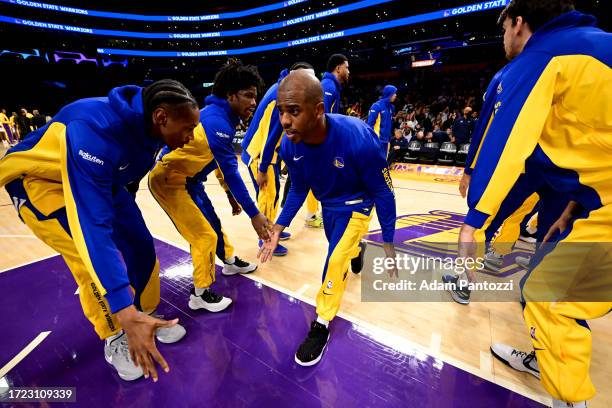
[491,193,539,255]
[249,158,279,221]
[306,190,319,215]
[522,204,612,402]
[316,211,372,321]
[149,163,233,289]
[18,190,120,340]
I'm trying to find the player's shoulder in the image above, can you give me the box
[328,113,369,132]
[327,114,377,145]
[201,104,234,134]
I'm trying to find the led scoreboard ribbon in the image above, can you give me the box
[95,1,509,57]
[0,0,309,21]
[0,0,393,39]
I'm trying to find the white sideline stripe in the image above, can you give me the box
[0,254,59,274]
[429,332,442,355]
[152,234,546,404]
[480,350,493,378]
[295,284,310,296]
[0,331,51,379]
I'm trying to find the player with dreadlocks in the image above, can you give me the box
[149,60,270,314]
[0,79,200,382]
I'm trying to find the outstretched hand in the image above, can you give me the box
[258,226,282,263]
[116,306,178,382]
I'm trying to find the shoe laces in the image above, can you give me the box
[110,333,131,361]
[232,256,250,267]
[201,289,223,303]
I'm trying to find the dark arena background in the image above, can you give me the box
[0,0,610,407]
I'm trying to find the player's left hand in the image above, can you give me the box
[227,192,242,215]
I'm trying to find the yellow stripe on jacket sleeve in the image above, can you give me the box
[470,110,496,171]
[474,59,560,217]
[374,114,381,137]
[58,125,106,293]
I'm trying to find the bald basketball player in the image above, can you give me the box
[259,71,397,366]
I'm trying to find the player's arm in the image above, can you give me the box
[207,123,259,218]
[366,103,382,135]
[357,130,398,275]
[357,131,396,244]
[206,121,270,238]
[322,81,336,114]
[61,120,133,313]
[465,54,559,229]
[464,85,499,175]
[259,146,308,263]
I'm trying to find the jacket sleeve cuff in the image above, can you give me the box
[258,162,270,173]
[105,286,134,314]
[464,208,488,229]
[244,202,260,219]
[463,166,472,175]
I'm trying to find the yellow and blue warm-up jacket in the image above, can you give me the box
[321,72,342,114]
[0,86,162,312]
[465,11,612,229]
[241,69,288,172]
[277,114,396,243]
[464,65,509,175]
[158,94,259,218]
[367,85,397,143]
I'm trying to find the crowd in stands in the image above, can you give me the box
[339,71,491,166]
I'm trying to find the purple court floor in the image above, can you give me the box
[0,240,543,407]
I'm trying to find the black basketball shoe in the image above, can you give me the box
[295,321,330,366]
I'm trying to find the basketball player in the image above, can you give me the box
[0,80,198,381]
[446,64,569,304]
[149,60,269,313]
[259,70,397,366]
[458,2,611,406]
[241,62,316,256]
[367,85,398,156]
[298,53,351,228]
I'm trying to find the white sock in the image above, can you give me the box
[105,330,123,345]
[195,287,208,296]
[316,316,329,327]
[225,256,236,264]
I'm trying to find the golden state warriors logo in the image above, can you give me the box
[333,157,345,168]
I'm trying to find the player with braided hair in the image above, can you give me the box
[0,79,200,382]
